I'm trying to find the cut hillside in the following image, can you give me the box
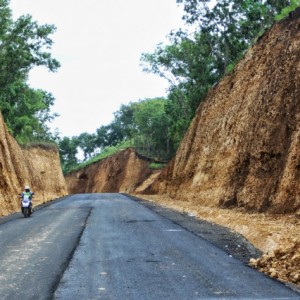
[136,11,300,288]
[66,148,161,194]
[144,11,300,215]
[0,112,67,216]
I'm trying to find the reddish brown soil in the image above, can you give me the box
[66,148,158,194]
[136,12,300,289]
[0,113,67,216]
[145,13,300,214]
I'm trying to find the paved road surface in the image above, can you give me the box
[0,194,299,300]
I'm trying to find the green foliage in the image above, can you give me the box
[76,132,98,160]
[275,0,300,20]
[149,162,166,170]
[58,136,79,173]
[0,1,60,143]
[132,98,171,159]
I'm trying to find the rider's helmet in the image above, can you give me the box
[25,185,30,192]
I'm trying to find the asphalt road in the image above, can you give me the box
[0,194,299,300]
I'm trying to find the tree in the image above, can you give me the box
[112,103,136,139]
[2,81,58,143]
[77,132,98,160]
[132,98,171,159]
[58,0,298,171]
[0,1,60,143]
[58,137,78,173]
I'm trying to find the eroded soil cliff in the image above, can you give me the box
[145,12,300,215]
[0,113,67,216]
[66,148,159,194]
[136,11,300,288]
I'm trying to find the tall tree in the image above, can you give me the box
[130,98,170,159]
[58,136,78,173]
[0,1,60,142]
[77,132,98,160]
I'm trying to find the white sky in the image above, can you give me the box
[9,0,185,137]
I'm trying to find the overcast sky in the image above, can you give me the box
[9,0,185,137]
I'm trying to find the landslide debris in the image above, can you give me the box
[250,240,300,285]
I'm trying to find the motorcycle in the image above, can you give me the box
[20,193,34,218]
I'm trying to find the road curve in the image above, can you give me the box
[0,193,299,300]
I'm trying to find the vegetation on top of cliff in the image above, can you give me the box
[59,98,172,174]
[275,0,300,20]
[20,141,58,151]
[63,141,132,174]
[0,1,297,174]
[0,0,60,144]
[149,162,167,170]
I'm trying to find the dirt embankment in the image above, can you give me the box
[136,11,300,288]
[66,148,160,194]
[0,113,67,216]
[144,12,300,215]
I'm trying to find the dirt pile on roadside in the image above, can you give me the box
[66,148,160,194]
[250,239,300,285]
[144,12,300,214]
[0,112,67,216]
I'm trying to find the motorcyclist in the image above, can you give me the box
[21,185,34,215]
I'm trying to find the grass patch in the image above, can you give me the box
[20,141,58,151]
[275,1,300,21]
[149,162,166,170]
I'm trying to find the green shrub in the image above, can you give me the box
[275,1,300,21]
[149,162,166,170]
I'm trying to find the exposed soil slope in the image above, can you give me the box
[0,113,67,216]
[66,148,159,194]
[145,12,300,214]
[135,11,300,289]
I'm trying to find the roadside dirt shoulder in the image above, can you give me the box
[134,194,300,289]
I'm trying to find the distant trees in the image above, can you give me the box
[58,98,173,173]
[0,0,59,143]
[59,136,78,172]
